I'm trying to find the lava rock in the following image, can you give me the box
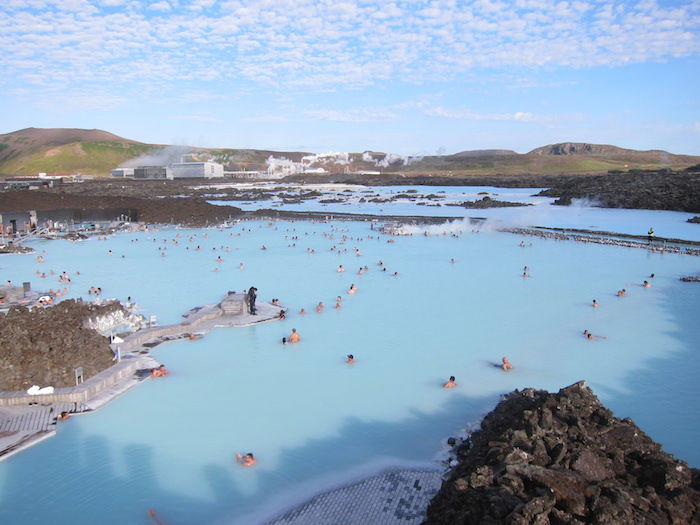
[424,381,700,524]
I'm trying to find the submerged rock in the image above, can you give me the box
[424,381,700,524]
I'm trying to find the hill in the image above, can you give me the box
[1,128,699,176]
[0,128,154,175]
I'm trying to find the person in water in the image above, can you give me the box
[346,354,355,364]
[348,283,357,294]
[299,308,306,315]
[288,328,300,343]
[501,357,513,371]
[282,337,287,345]
[592,299,599,307]
[443,376,457,388]
[316,301,324,312]
[583,330,607,340]
[235,453,256,467]
[151,364,168,378]
[642,280,651,288]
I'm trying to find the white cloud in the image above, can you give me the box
[148,1,172,11]
[306,108,397,123]
[425,106,551,123]
[0,0,698,95]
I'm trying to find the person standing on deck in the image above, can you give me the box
[648,227,655,242]
[247,286,258,315]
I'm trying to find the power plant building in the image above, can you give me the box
[133,166,172,179]
[171,162,224,179]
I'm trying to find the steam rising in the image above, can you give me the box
[120,145,190,168]
[266,150,424,176]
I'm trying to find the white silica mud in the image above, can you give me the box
[0,190,698,525]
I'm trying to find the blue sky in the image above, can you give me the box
[1,0,699,155]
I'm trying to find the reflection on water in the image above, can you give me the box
[0,191,698,525]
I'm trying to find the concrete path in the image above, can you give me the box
[266,468,443,525]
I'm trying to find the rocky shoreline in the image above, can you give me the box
[425,381,700,524]
[0,299,139,391]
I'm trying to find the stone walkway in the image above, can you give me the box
[267,468,443,525]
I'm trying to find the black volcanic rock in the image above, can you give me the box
[0,299,126,390]
[424,381,700,524]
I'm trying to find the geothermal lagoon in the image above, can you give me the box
[1,185,699,524]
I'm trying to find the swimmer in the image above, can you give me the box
[235,453,256,467]
[299,308,306,315]
[346,354,355,364]
[282,337,287,345]
[316,302,324,312]
[277,310,286,320]
[56,411,71,421]
[583,330,607,340]
[348,284,357,294]
[239,263,244,270]
[443,376,457,388]
[642,280,651,288]
[649,273,655,278]
[288,328,300,343]
[616,289,627,297]
[592,299,599,307]
[337,265,345,273]
[501,357,513,371]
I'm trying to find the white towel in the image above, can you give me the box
[26,385,40,395]
[37,386,54,394]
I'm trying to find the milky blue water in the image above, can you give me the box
[1,190,699,525]
[211,183,700,241]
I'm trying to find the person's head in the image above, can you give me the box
[246,453,254,459]
[643,280,648,284]
[587,333,593,339]
[347,354,353,360]
[282,337,287,344]
[449,376,455,382]
[292,328,296,333]
[502,357,508,362]
[159,364,165,370]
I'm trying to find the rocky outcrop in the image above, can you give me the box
[537,171,700,213]
[0,299,129,390]
[688,216,700,224]
[425,382,700,524]
[445,196,530,209]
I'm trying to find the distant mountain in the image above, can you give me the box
[1,128,698,177]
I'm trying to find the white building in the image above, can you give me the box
[170,161,224,179]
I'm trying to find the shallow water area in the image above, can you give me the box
[0,193,699,525]
[213,183,700,241]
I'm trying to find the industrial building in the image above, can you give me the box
[133,166,172,180]
[171,161,224,179]
[111,168,134,178]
